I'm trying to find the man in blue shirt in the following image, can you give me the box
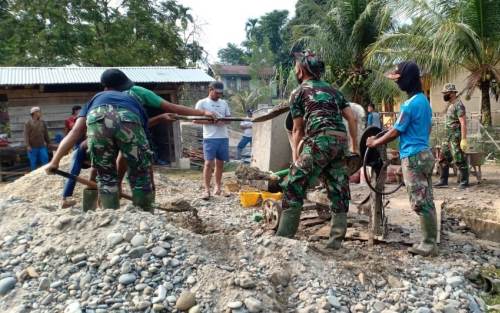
[366,61,438,257]
[366,103,382,128]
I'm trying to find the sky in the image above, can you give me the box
[178,0,297,63]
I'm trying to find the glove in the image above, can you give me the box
[460,138,467,151]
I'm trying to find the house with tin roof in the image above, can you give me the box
[0,66,215,165]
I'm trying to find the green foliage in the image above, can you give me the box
[243,10,290,66]
[229,88,270,115]
[0,0,203,66]
[366,0,500,126]
[217,43,248,65]
[290,0,398,106]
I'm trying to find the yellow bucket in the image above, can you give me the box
[261,191,283,201]
[240,191,261,208]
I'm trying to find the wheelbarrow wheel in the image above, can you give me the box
[262,199,282,230]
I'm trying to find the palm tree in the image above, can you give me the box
[291,0,400,106]
[230,89,269,114]
[366,0,500,126]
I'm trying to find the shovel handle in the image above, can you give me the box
[52,169,133,201]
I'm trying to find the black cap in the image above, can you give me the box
[209,81,224,92]
[100,69,134,91]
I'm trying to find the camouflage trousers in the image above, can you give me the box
[87,105,153,195]
[281,135,350,214]
[401,150,436,215]
[439,130,468,171]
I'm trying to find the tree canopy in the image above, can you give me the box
[0,0,203,67]
[217,43,248,65]
[366,0,500,126]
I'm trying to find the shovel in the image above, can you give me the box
[52,169,133,201]
[51,169,198,216]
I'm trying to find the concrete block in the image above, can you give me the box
[251,112,291,172]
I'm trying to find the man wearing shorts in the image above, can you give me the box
[195,81,231,200]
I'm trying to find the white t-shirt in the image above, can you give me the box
[195,97,231,139]
[240,121,253,137]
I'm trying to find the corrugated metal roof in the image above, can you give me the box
[0,66,215,86]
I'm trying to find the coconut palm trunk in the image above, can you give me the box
[480,81,492,126]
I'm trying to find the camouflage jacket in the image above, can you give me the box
[445,99,466,131]
[289,80,349,136]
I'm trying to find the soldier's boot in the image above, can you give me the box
[458,167,469,189]
[132,191,155,214]
[408,212,438,257]
[99,192,120,210]
[325,212,347,250]
[82,189,98,212]
[433,164,449,188]
[275,207,301,238]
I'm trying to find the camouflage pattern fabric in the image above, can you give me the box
[289,80,350,136]
[281,135,350,214]
[401,150,436,215]
[445,99,466,131]
[86,105,153,195]
[440,99,468,171]
[440,130,468,171]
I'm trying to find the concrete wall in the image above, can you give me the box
[429,70,500,124]
[251,112,291,172]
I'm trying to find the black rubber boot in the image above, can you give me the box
[408,212,438,257]
[82,189,98,212]
[132,191,155,214]
[99,192,120,210]
[433,164,449,188]
[325,212,347,250]
[459,167,469,189]
[275,207,301,238]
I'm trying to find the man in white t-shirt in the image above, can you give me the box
[194,81,231,200]
[237,110,253,159]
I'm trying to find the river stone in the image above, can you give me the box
[244,297,263,313]
[189,305,201,313]
[128,246,146,258]
[118,273,136,285]
[131,234,146,247]
[228,301,243,309]
[0,277,17,295]
[175,291,196,310]
[152,247,168,258]
[107,233,123,247]
[64,302,82,313]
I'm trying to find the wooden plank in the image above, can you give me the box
[302,217,328,227]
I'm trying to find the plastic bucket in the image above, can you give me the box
[240,191,261,207]
[261,191,283,201]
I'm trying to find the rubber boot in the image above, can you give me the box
[275,207,301,238]
[325,212,347,250]
[433,164,449,188]
[408,212,438,257]
[132,191,155,214]
[99,192,120,210]
[82,189,98,212]
[458,167,469,189]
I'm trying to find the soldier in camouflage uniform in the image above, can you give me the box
[434,83,469,189]
[367,61,438,256]
[275,50,359,250]
[46,69,215,212]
